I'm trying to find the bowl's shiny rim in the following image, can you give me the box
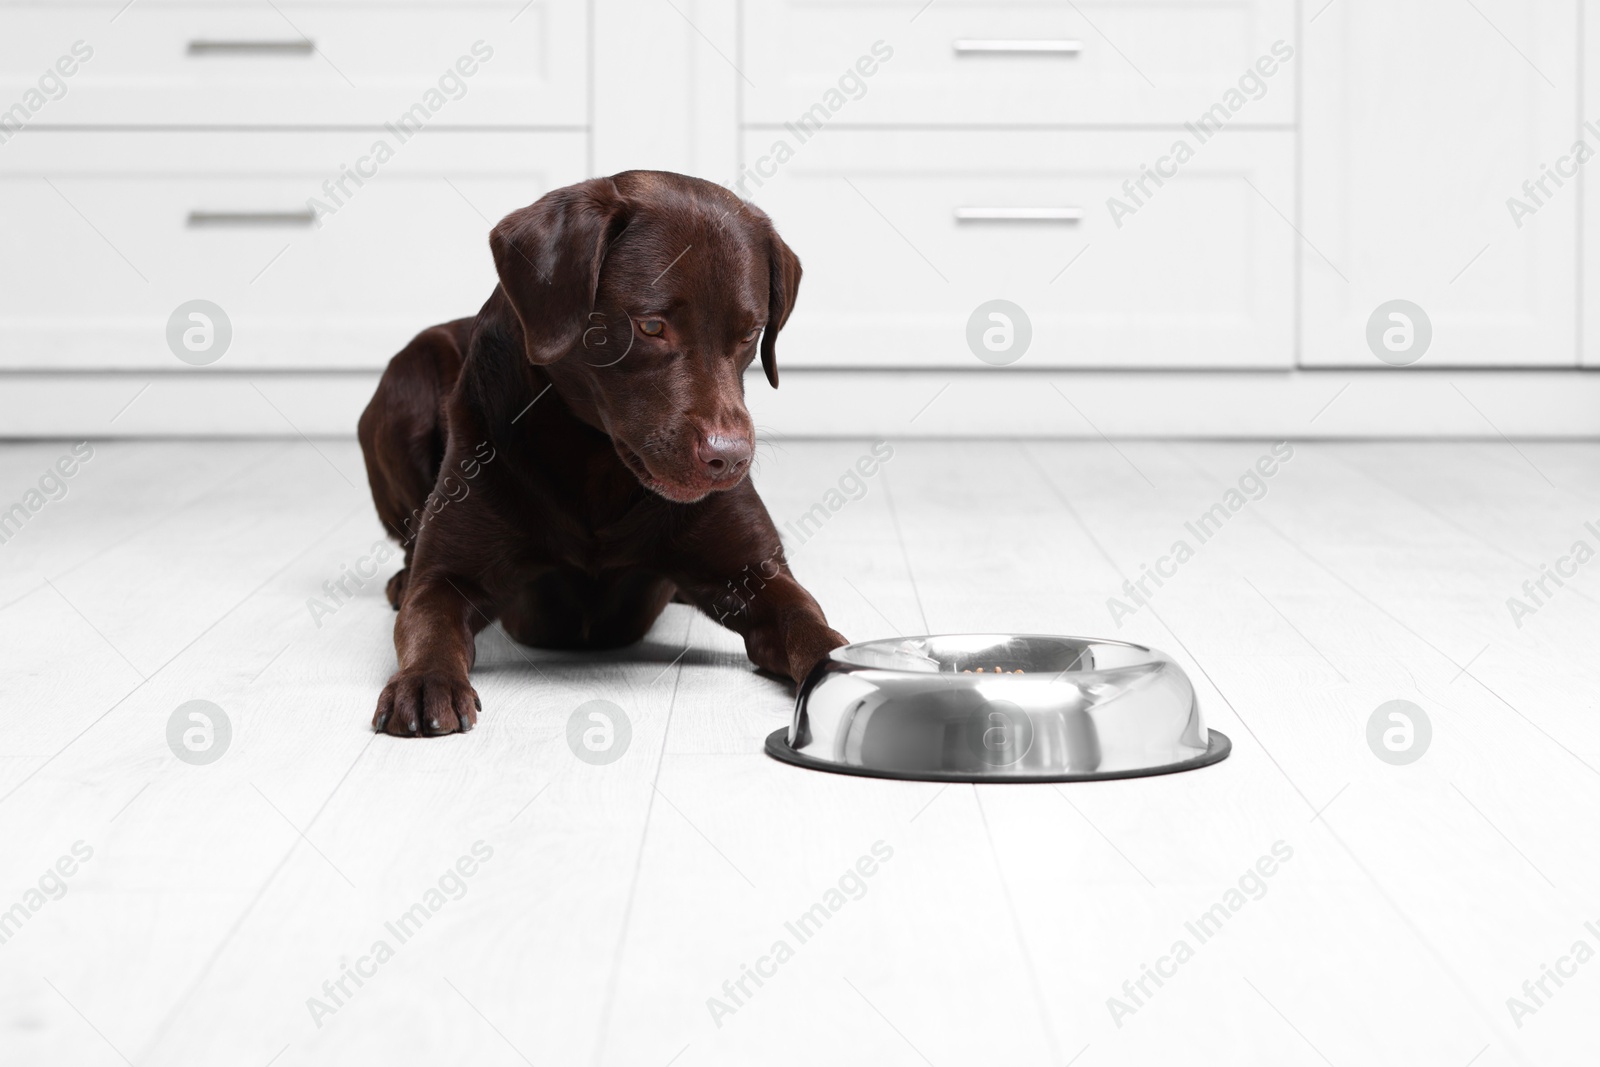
[764,727,1232,784]
[824,633,1170,676]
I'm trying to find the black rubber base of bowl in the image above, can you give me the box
[763,727,1232,784]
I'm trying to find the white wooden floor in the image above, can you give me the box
[2,437,1599,1067]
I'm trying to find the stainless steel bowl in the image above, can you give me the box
[766,634,1230,783]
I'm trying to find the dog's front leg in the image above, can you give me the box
[679,562,847,684]
[374,574,494,736]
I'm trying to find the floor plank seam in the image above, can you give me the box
[589,613,693,1067]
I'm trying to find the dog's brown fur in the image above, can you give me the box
[357,171,847,736]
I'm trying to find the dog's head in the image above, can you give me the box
[489,171,800,504]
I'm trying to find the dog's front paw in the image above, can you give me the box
[788,627,849,685]
[373,670,479,737]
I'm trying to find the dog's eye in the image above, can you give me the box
[638,319,665,337]
[743,327,762,343]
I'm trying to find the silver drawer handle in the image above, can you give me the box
[187,39,314,56]
[953,39,1083,55]
[187,210,317,228]
[955,207,1084,223]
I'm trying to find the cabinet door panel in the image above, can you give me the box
[1302,0,1577,367]
[743,0,1297,127]
[0,131,586,370]
[0,3,585,128]
[745,128,1295,369]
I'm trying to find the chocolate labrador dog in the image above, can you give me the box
[357,170,848,736]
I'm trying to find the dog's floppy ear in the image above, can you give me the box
[761,227,802,389]
[490,178,630,365]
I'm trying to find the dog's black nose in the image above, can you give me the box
[698,433,752,478]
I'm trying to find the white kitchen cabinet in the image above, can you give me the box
[1301,0,1578,367]
[743,0,1296,128]
[747,128,1296,369]
[0,131,586,370]
[1583,0,1600,366]
[1,0,1595,437]
[0,2,585,128]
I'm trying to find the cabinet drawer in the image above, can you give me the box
[742,0,1296,128]
[743,129,1294,369]
[0,130,587,370]
[0,2,585,127]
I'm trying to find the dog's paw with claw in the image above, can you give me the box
[373,670,480,737]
